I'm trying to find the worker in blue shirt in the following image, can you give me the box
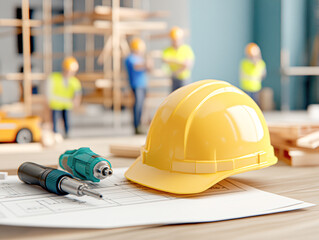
[125,38,151,134]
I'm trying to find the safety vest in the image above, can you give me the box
[48,72,81,110]
[240,59,266,92]
[163,44,195,80]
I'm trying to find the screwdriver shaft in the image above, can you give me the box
[82,188,103,199]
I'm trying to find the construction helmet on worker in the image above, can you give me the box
[130,37,146,53]
[62,56,79,73]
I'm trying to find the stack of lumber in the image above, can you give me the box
[269,123,319,166]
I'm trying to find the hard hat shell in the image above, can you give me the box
[170,26,184,40]
[62,57,79,72]
[125,80,277,194]
[245,43,261,58]
[130,38,146,52]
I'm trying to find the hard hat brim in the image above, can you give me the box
[125,156,277,195]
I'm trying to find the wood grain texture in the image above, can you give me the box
[0,136,318,240]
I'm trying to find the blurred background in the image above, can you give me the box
[0,0,318,140]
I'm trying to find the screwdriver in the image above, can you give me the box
[18,162,103,199]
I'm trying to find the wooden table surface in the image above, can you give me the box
[0,137,318,240]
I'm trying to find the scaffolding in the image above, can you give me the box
[0,0,169,126]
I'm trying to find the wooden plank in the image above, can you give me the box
[92,78,169,89]
[50,24,140,35]
[92,78,170,89]
[48,8,167,24]
[51,25,111,35]
[268,123,319,141]
[76,72,127,81]
[112,0,122,121]
[98,37,112,65]
[0,143,42,154]
[0,19,41,27]
[120,36,130,57]
[33,49,103,60]
[50,12,90,24]
[296,131,319,149]
[103,35,111,107]
[109,144,140,158]
[95,79,112,88]
[0,103,25,113]
[94,6,168,20]
[271,133,319,153]
[274,146,319,167]
[78,73,106,81]
[271,140,319,154]
[43,0,52,75]
[0,73,46,81]
[82,95,134,107]
[22,0,32,116]
[82,86,134,106]
[271,135,319,166]
[148,79,171,87]
[94,20,167,31]
[85,0,95,72]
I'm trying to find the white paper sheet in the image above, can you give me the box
[0,168,314,229]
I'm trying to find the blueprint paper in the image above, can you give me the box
[0,168,314,229]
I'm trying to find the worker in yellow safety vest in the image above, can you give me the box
[163,26,195,92]
[240,43,266,105]
[47,57,82,137]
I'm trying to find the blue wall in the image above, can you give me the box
[253,0,281,109]
[189,0,311,110]
[307,0,319,105]
[282,0,307,109]
[189,0,253,86]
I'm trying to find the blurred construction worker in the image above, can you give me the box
[163,26,195,92]
[47,57,82,137]
[125,38,152,134]
[240,43,266,105]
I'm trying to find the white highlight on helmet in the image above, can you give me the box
[227,105,264,142]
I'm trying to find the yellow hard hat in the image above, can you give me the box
[245,43,261,58]
[125,80,277,194]
[170,26,184,40]
[130,38,146,52]
[62,57,79,72]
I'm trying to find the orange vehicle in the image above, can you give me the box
[0,111,41,143]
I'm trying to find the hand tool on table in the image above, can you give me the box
[18,162,103,199]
